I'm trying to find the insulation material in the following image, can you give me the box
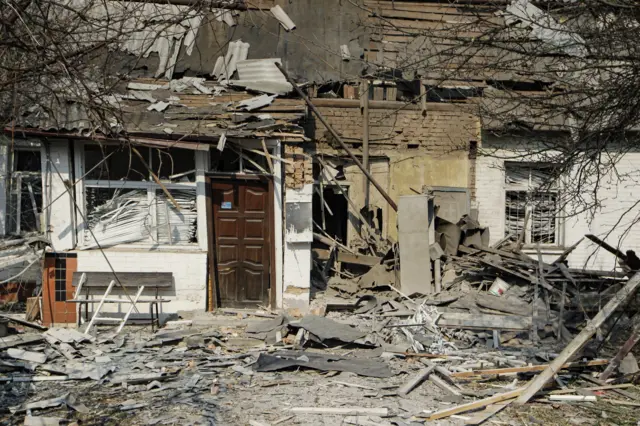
[83,189,152,249]
[155,189,198,244]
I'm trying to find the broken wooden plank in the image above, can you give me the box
[600,322,640,380]
[580,374,640,401]
[397,365,435,396]
[428,388,524,421]
[516,272,640,404]
[606,399,640,407]
[0,314,47,331]
[552,237,584,264]
[312,248,381,266]
[430,374,462,396]
[585,234,627,260]
[437,313,532,331]
[287,407,388,416]
[464,401,513,425]
[451,360,609,378]
[550,384,633,395]
[473,293,531,316]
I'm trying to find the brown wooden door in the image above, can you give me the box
[42,253,77,326]
[211,178,272,308]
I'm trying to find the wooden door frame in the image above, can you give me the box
[206,173,276,310]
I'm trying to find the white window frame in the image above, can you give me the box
[7,146,42,235]
[74,142,198,248]
[504,163,564,248]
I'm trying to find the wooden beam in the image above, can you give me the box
[552,237,584,264]
[600,322,640,380]
[580,374,640,401]
[261,139,273,174]
[436,313,532,331]
[464,401,512,425]
[451,359,609,378]
[275,62,398,211]
[515,272,640,404]
[428,388,524,421]
[585,234,627,260]
[312,248,381,266]
[550,384,633,394]
[397,365,435,396]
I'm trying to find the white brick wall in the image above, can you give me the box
[476,135,640,270]
[76,249,207,312]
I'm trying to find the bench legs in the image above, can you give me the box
[149,302,160,332]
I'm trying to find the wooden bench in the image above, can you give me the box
[69,272,172,332]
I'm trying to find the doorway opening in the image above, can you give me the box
[312,185,348,245]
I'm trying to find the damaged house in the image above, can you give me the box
[2,0,640,326]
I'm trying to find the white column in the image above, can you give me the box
[195,150,210,251]
[272,140,284,309]
[42,139,75,251]
[282,183,313,313]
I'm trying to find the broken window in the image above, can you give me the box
[7,149,42,235]
[210,143,269,174]
[504,163,561,245]
[83,144,198,248]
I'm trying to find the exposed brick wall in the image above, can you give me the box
[284,144,313,189]
[313,104,479,154]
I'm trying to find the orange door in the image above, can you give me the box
[42,253,77,326]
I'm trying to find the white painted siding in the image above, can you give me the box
[476,134,640,270]
[77,249,207,312]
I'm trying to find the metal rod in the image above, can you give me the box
[116,0,248,9]
[362,79,370,207]
[275,62,398,212]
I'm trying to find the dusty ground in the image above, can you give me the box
[1,312,639,425]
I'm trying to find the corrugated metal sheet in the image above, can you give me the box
[56,1,206,79]
[236,59,287,82]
